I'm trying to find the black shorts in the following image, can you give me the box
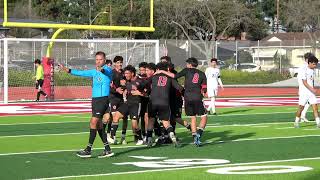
[149,103,171,121]
[92,96,109,118]
[118,103,141,120]
[140,97,149,115]
[185,100,206,116]
[109,98,124,113]
[170,101,182,119]
[35,79,44,89]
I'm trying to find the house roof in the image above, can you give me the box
[262,32,320,41]
[258,32,320,46]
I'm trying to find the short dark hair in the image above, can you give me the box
[146,63,157,71]
[160,56,172,63]
[106,59,112,65]
[34,59,41,64]
[304,52,314,60]
[139,62,148,68]
[308,55,319,64]
[186,57,198,67]
[211,58,218,63]
[95,51,106,59]
[114,56,124,63]
[156,62,169,71]
[124,65,136,75]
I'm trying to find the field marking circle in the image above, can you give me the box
[163,159,230,165]
[207,165,313,175]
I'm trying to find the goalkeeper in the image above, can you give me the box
[60,51,113,158]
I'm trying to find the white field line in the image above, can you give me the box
[0,121,86,126]
[303,129,319,131]
[275,127,295,130]
[0,121,294,138]
[0,111,295,126]
[29,156,320,180]
[1,134,320,157]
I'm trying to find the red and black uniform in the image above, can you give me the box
[117,77,146,120]
[109,69,125,113]
[149,73,183,120]
[175,68,207,116]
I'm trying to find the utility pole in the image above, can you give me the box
[129,0,133,39]
[276,0,280,33]
[109,5,112,38]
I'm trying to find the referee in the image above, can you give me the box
[34,59,48,102]
[60,51,114,158]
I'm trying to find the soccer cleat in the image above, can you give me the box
[294,122,300,128]
[213,112,217,116]
[169,132,181,148]
[120,137,127,145]
[301,117,309,122]
[136,140,144,145]
[194,134,201,147]
[98,150,114,158]
[76,149,91,158]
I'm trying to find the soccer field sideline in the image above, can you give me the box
[1,96,318,116]
[1,106,320,179]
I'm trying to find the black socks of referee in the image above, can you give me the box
[85,129,97,152]
[97,129,111,151]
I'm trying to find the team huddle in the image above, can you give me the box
[59,52,223,158]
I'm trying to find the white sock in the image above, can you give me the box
[295,117,300,123]
[316,117,320,125]
[211,97,216,113]
[301,103,310,119]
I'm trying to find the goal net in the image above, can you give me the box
[1,38,159,103]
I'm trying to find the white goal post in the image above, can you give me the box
[0,38,160,104]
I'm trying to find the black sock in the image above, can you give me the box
[186,124,191,130]
[97,129,111,151]
[136,129,142,140]
[40,91,47,96]
[97,129,107,142]
[192,132,197,139]
[141,117,146,137]
[166,126,174,134]
[154,120,161,137]
[36,92,40,100]
[110,123,118,139]
[147,130,153,138]
[103,123,107,132]
[107,121,112,134]
[86,129,97,151]
[122,129,127,137]
[197,128,204,137]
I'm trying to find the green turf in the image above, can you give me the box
[0,106,319,180]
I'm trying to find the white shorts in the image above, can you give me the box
[299,93,317,106]
[207,88,218,98]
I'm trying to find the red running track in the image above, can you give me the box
[6,86,299,101]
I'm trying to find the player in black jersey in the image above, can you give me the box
[158,57,208,147]
[146,62,184,147]
[102,56,128,145]
[110,65,146,145]
[160,56,191,133]
[137,62,149,142]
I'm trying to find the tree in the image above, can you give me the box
[281,0,320,51]
[157,0,259,60]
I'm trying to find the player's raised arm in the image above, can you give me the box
[171,78,184,92]
[175,68,187,79]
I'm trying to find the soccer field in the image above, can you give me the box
[1,106,320,180]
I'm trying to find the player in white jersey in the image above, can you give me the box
[299,53,314,122]
[295,55,320,128]
[205,58,224,115]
